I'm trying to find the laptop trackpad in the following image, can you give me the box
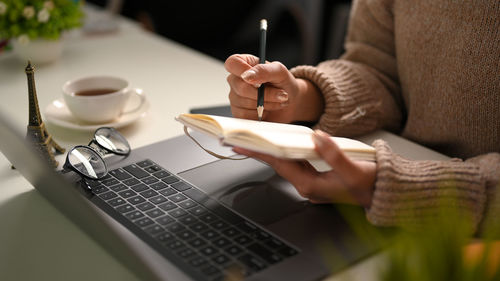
[178,158,308,225]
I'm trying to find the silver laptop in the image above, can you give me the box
[0,109,386,281]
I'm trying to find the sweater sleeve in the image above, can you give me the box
[367,139,500,233]
[290,0,403,137]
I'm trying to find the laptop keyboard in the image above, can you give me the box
[85,159,298,281]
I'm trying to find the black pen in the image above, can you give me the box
[257,19,267,121]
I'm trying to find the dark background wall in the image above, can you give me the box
[88,0,352,68]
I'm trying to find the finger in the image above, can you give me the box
[227,74,260,99]
[225,54,260,76]
[240,61,292,86]
[312,130,359,180]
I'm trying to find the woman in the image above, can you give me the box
[224,0,499,232]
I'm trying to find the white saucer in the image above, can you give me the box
[44,94,150,131]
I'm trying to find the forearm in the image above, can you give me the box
[367,140,500,235]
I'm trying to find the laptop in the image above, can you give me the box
[0,109,387,281]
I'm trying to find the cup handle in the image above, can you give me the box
[122,88,146,115]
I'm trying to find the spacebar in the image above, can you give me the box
[183,188,243,224]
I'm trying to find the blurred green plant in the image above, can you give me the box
[319,198,499,281]
[0,0,83,43]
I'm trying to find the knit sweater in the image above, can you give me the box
[291,0,499,232]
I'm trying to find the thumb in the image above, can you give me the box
[312,130,356,176]
[241,61,292,86]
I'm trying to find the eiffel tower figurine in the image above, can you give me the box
[25,61,65,167]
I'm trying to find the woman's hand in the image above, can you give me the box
[224,54,324,123]
[232,130,377,207]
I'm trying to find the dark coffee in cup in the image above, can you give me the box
[75,88,118,96]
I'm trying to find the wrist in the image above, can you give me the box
[293,78,324,122]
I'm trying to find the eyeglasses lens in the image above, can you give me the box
[68,146,107,179]
[94,127,130,155]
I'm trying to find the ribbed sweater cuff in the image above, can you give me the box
[366,140,487,231]
[290,62,380,136]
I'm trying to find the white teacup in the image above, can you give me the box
[62,76,144,124]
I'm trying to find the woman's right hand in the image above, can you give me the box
[224,54,324,123]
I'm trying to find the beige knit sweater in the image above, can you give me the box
[291,0,499,232]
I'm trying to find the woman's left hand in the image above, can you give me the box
[232,130,377,207]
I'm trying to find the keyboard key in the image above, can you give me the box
[189,206,208,216]
[124,164,149,179]
[107,197,126,207]
[137,201,155,211]
[162,176,179,184]
[145,208,164,218]
[187,238,207,248]
[224,245,244,256]
[166,222,187,233]
[189,256,208,267]
[140,189,158,198]
[150,195,168,205]
[189,222,209,233]
[238,254,267,271]
[159,187,177,196]
[116,204,135,213]
[145,165,162,173]
[178,199,196,209]
[166,240,185,250]
[199,213,218,224]
[156,232,175,243]
[142,176,159,185]
[125,210,145,220]
[135,217,154,228]
[176,248,196,259]
[153,170,170,179]
[200,246,218,256]
[234,235,252,245]
[200,230,220,241]
[109,183,128,192]
[178,215,198,225]
[123,178,140,186]
[130,183,148,193]
[136,159,154,168]
[171,182,191,191]
[168,208,188,218]
[101,178,119,186]
[150,182,168,191]
[247,243,282,264]
[212,254,231,265]
[99,191,117,200]
[118,190,137,198]
[221,227,241,237]
[156,215,175,225]
[128,196,146,205]
[210,220,229,230]
[168,193,187,203]
[158,201,177,211]
[109,168,132,180]
[176,230,196,241]
[213,237,231,248]
[145,224,164,235]
[92,185,108,194]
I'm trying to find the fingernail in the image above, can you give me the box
[241,70,256,81]
[277,91,288,102]
[253,83,261,88]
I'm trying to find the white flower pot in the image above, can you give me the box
[12,38,63,65]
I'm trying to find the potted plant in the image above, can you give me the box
[0,0,83,64]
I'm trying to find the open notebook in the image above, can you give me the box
[176,114,375,163]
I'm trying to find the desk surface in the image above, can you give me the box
[0,6,448,281]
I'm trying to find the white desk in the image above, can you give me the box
[0,7,449,281]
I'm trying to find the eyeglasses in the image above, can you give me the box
[63,127,130,180]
